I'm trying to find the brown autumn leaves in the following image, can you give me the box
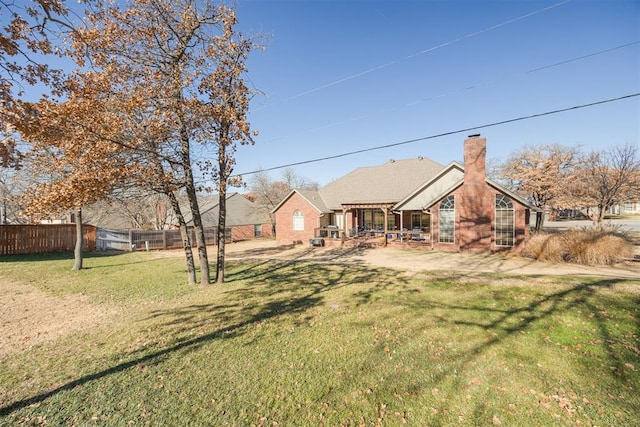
[1,0,262,283]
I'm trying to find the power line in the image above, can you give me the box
[255,0,571,110]
[255,40,639,145]
[528,41,640,73]
[232,93,640,179]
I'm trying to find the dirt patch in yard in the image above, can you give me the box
[0,279,119,357]
[223,239,640,280]
[2,240,636,357]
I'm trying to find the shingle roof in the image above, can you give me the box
[296,189,329,213]
[184,192,270,226]
[318,157,444,210]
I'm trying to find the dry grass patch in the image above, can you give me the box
[0,279,121,357]
[523,227,634,266]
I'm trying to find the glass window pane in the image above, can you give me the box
[439,195,455,243]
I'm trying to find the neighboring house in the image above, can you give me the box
[183,192,273,241]
[82,204,148,230]
[273,135,538,252]
[612,201,640,215]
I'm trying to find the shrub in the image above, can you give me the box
[521,232,566,263]
[522,226,634,266]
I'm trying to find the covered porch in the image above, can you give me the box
[313,202,432,247]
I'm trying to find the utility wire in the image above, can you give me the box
[256,0,571,109]
[232,93,640,179]
[258,40,640,144]
[528,41,640,73]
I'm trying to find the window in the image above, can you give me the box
[292,210,304,231]
[495,194,514,246]
[361,209,395,230]
[623,202,633,214]
[439,195,455,243]
[411,212,430,230]
[254,224,262,237]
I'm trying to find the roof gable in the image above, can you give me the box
[393,162,464,211]
[271,189,328,214]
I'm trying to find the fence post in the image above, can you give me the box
[163,230,167,250]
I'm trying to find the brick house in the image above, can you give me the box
[273,135,537,252]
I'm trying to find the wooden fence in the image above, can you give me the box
[0,225,233,255]
[0,224,96,255]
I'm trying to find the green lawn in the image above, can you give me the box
[1,251,639,426]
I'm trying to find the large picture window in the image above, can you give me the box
[411,212,430,230]
[495,194,514,246]
[439,195,455,243]
[292,210,304,231]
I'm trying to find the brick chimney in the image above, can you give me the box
[459,134,492,251]
[463,134,486,186]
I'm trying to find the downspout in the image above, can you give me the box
[342,206,348,242]
[424,208,434,250]
[382,206,388,247]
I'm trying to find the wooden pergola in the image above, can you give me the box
[340,202,396,237]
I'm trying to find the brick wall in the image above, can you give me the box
[431,136,531,252]
[274,192,321,244]
[260,223,274,238]
[225,223,273,242]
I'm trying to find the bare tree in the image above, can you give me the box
[249,170,292,235]
[84,190,179,230]
[249,167,319,236]
[571,143,640,226]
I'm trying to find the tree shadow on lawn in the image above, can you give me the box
[0,257,394,416]
[1,263,638,419]
[225,242,298,258]
[400,277,640,410]
[446,279,639,368]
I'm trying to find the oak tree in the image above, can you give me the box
[1,0,90,270]
[502,144,579,232]
[196,7,262,284]
[13,0,261,284]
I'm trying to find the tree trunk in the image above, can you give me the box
[595,205,607,229]
[166,190,197,285]
[215,177,227,284]
[186,181,210,286]
[72,207,83,271]
[173,75,209,285]
[534,211,544,233]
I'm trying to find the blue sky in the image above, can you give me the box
[232,0,639,187]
